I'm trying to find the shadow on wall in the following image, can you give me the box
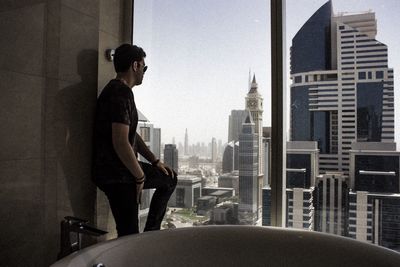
[53,49,98,244]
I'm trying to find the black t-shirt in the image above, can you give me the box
[93,79,138,185]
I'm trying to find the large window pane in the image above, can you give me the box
[286,0,400,252]
[133,0,271,228]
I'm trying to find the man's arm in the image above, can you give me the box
[135,132,158,163]
[112,123,144,179]
[135,133,176,178]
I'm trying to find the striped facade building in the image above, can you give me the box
[314,172,349,236]
[288,0,399,251]
[290,1,394,175]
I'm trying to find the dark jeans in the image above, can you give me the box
[100,162,177,237]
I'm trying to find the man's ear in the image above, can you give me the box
[132,61,138,72]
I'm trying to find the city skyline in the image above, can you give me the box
[282,0,400,250]
[133,0,400,145]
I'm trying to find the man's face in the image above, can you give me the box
[134,59,147,85]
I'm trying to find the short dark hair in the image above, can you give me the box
[113,44,146,73]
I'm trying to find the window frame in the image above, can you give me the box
[270,0,287,227]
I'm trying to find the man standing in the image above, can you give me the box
[93,44,177,237]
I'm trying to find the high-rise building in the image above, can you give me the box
[350,142,400,194]
[261,131,271,226]
[262,186,272,226]
[152,128,161,160]
[286,188,314,230]
[290,1,394,174]
[245,75,264,177]
[286,141,319,189]
[238,114,259,224]
[263,141,319,229]
[164,144,178,172]
[228,110,250,143]
[245,75,265,221]
[222,141,239,173]
[263,127,272,186]
[348,191,400,251]
[137,112,160,164]
[285,141,319,230]
[314,172,349,236]
[290,1,398,251]
[347,142,400,250]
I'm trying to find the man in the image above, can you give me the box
[93,44,177,237]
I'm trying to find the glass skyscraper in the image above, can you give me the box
[287,0,399,251]
[239,115,259,224]
[290,1,394,174]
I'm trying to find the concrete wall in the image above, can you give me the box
[0,1,132,266]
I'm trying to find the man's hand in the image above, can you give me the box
[136,175,145,204]
[154,160,176,178]
[136,182,144,204]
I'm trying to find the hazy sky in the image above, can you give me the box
[133,0,400,145]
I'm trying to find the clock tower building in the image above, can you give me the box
[245,74,264,175]
[245,74,264,219]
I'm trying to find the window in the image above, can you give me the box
[357,82,383,141]
[133,0,400,253]
[287,0,400,252]
[134,0,271,226]
[376,71,384,79]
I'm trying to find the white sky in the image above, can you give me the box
[133,0,400,145]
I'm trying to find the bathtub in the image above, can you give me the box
[51,226,400,267]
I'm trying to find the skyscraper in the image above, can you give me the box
[286,188,314,230]
[238,114,259,224]
[245,75,264,221]
[348,142,400,250]
[228,110,249,142]
[290,0,398,250]
[164,144,178,173]
[314,172,349,236]
[152,128,161,160]
[285,141,319,230]
[222,141,239,173]
[245,75,264,177]
[290,1,394,174]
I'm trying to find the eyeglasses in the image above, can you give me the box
[137,62,148,73]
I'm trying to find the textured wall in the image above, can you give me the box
[0,1,131,266]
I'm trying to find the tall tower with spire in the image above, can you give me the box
[245,74,264,219]
[245,74,264,177]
